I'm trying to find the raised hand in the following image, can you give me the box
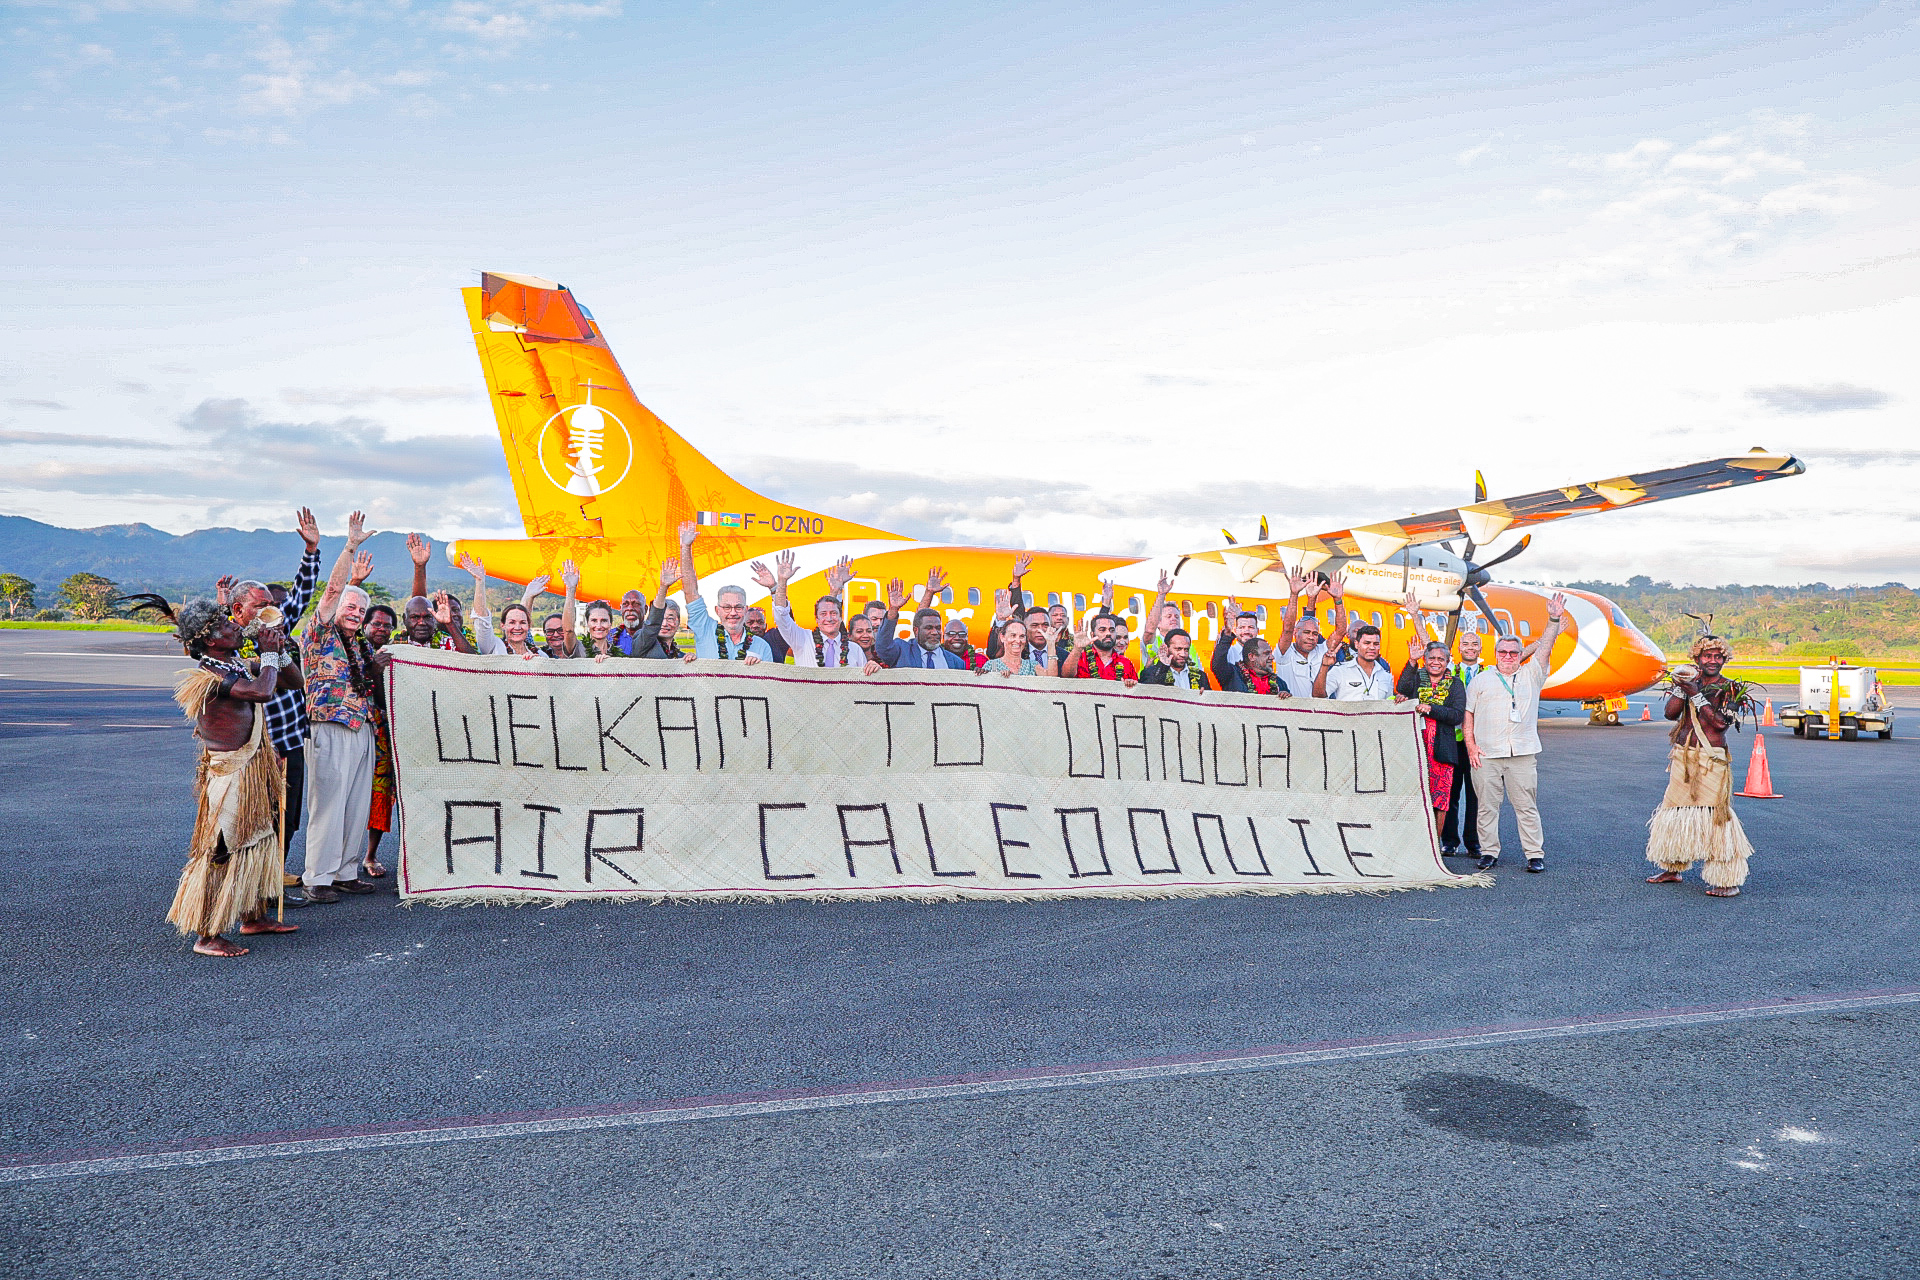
[457,552,486,580]
[432,591,453,625]
[1402,590,1419,614]
[1325,574,1345,601]
[350,553,374,586]
[344,511,371,550]
[886,577,906,611]
[774,550,798,584]
[561,559,581,595]
[994,588,1012,622]
[1547,592,1567,623]
[659,557,682,589]
[215,575,235,607]
[1098,578,1115,610]
[1012,551,1034,579]
[524,573,551,600]
[295,507,320,552]
[749,560,776,591]
[1155,569,1173,595]
[923,565,949,601]
[1222,596,1241,623]
[1286,569,1309,598]
[407,532,430,566]
[679,519,698,549]
[827,555,854,594]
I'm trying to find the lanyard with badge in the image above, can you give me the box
[1496,670,1524,722]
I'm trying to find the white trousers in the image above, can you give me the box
[304,720,376,886]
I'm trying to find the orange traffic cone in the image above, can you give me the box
[1735,731,1783,799]
[1762,698,1776,727]
[1640,702,1652,721]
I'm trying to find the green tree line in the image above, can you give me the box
[1558,577,1920,659]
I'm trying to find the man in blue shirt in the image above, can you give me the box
[676,522,772,662]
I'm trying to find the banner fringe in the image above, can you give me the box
[400,874,1493,908]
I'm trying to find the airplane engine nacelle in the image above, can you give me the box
[1337,561,1465,613]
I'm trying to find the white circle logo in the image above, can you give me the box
[537,400,634,497]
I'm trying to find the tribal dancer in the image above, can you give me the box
[1646,634,1757,898]
[148,596,305,956]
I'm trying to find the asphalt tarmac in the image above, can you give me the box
[2,635,1915,1278]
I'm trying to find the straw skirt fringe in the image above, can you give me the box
[1645,744,1752,887]
[167,712,284,938]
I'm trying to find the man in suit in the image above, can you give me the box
[876,607,971,670]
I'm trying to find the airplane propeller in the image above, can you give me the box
[1439,472,1533,649]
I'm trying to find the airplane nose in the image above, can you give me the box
[1613,627,1668,695]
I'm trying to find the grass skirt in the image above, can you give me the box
[1645,743,1752,887]
[167,676,284,937]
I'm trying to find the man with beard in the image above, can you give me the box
[744,606,789,663]
[879,607,971,670]
[1066,613,1138,685]
[942,617,987,671]
[1645,635,1756,897]
[608,589,651,657]
[299,512,383,903]
[758,550,877,672]
[1315,623,1396,700]
[153,597,304,956]
[677,522,771,663]
[1139,628,1211,691]
[1223,636,1289,697]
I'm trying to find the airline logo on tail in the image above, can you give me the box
[538,385,632,497]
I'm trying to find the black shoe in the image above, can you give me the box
[1440,845,1459,856]
[1526,858,1545,873]
[303,884,341,903]
[332,879,376,895]
[281,892,314,909]
[1476,854,1498,871]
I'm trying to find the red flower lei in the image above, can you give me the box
[1239,662,1284,696]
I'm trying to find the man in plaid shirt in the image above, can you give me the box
[222,508,324,899]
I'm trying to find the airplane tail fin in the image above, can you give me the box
[465,273,896,547]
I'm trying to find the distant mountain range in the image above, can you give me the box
[0,515,482,600]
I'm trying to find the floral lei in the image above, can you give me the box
[1077,648,1130,680]
[1156,661,1206,690]
[1238,662,1283,696]
[716,625,753,661]
[813,628,851,666]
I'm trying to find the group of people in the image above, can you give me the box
[153,512,1752,955]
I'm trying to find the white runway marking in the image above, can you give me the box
[4,987,1915,1184]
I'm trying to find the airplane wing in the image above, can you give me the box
[1182,448,1805,580]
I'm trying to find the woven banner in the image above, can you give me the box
[386,650,1481,902]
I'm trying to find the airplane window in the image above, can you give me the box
[1370,611,1382,628]
[1518,620,1531,636]
[1206,602,1218,619]
[1394,613,1404,630]
[1048,593,1060,606]
[1256,605,1267,624]
[1611,604,1631,626]
[942,588,954,604]
[1022,591,1033,607]
[1180,600,1192,619]
[967,588,980,606]
[1074,593,1086,610]
[1129,595,1142,612]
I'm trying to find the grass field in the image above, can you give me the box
[0,620,173,632]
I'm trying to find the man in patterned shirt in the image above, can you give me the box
[298,511,383,903]
[220,507,323,900]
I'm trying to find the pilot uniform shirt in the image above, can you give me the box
[1273,641,1327,698]
[1463,657,1549,759]
[1323,657,1395,701]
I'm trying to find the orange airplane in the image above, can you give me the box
[446,272,1807,708]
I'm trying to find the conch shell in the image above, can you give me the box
[251,604,285,632]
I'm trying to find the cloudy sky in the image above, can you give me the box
[4,1,1917,585]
